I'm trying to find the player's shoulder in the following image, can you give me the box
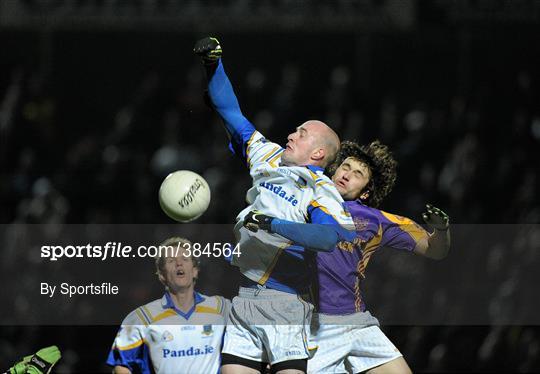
[347,201,381,216]
[246,131,284,167]
[195,294,230,316]
[247,130,280,150]
[378,209,416,225]
[296,165,334,188]
[377,209,426,235]
[341,201,381,233]
[121,297,164,326]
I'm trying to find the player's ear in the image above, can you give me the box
[311,148,325,163]
[359,190,370,201]
[158,272,167,286]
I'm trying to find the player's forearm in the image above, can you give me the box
[424,228,450,260]
[206,60,256,151]
[271,219,355,252]
[208,61,255,134]
[194,37,255,144]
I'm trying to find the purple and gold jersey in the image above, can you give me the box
[316,201,429,314]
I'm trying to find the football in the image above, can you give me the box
[158,170,211,222]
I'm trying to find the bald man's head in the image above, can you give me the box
[281,120,340,168]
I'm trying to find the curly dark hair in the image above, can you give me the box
[326,140,397,208]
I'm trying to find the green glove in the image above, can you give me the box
[26,346,61,374]
[8,354,32,374]
[193,36,222,64]
[422,204,450,231]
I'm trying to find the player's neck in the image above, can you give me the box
[169,287,195,313]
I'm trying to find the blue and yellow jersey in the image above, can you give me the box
[106,292,229,374]
[207,60,354,294]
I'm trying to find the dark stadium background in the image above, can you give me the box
[1,0,539,372]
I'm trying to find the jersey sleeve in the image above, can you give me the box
[106,309,152,373]
[309,180,355,226]
[244,131,284,169]
[304,181,356,243]
[379,211,429,252]
[270,218,352,252]
[207,60,257,161]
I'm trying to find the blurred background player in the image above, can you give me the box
[254,140,450,373]
[194,37,355,374]
[106,237,229,374]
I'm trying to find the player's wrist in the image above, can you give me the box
[433,225,449,232]
[267,217,278,233]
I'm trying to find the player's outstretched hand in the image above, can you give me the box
[25,346,61,374]
[243,211,274,233]
[193,37,222,64]
[422,204,449,231]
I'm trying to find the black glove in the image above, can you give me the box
[193,37,222,64]
[243,211,274,233]
[422,204,450,231]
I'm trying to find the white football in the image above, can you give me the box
[159,170,211,222]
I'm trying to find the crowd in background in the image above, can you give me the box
[1,22,539,373]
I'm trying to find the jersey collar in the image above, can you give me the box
[162,291,205,320]
[305,165,324,173]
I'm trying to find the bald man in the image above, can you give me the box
[194,37,355,374]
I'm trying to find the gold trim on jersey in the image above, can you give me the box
[142,306,154,322]
[307,169,319,182]
[357,225,383,279]
[135,308,151,326]
[310,200,340,223]
[268,149,284,168]
[195,305,221,315]
[310,200,330,215]
[258,240,293,285]
[246,131,260,167]
[117,338,145,351]
[261,146,281,164]
[380,211,428,243]
[217,296,224,314]
[152,309,177,323]
[354,224,383,311]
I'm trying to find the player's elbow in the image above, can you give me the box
[426,244,450,260]
[314,227,355,252]
[414,240,449,260]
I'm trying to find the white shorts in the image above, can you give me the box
[222,286,313,365]
[308,312,402,373]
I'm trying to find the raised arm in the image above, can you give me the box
[413,204,451,260]
[193,37,256,159]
